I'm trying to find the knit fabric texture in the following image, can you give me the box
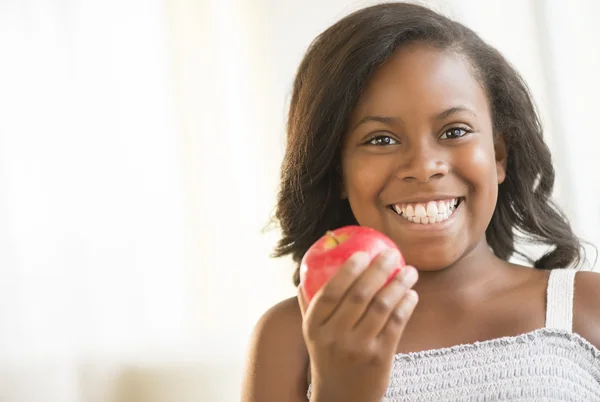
[307,269,600,401]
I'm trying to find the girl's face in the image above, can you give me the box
[341,43,506,271]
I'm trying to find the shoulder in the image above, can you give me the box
[573,270,600,349]
[250,296,306,356]
[258,296,302,329]
[241,296,309,402]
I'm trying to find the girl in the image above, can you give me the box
[242,3,600,401]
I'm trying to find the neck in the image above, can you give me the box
[412,238,510,306]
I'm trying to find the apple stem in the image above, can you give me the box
[325,230,340,245]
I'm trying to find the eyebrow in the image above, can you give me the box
[352,115,400,131]
[352,105,477,131]
[434,106,477,121]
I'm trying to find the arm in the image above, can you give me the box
[241,297,310,402]
[242,250,419,402]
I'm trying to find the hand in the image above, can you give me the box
[297,249,419,402]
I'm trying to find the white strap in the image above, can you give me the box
[545,269,577,332]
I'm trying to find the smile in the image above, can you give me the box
[388,198,464,225]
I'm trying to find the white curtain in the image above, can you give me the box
[0,1,598,401]
[0,0,192,401]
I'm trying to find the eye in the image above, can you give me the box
[366,135,399,146]
[440,127,470,140]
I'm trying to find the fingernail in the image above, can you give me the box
[407,289,419,304]
[382,248,399,265]
[402,266,418,285]
[348,251,370,272]
[350,251,369,263]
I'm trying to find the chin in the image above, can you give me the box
[401,246,465,271]
[405,257,454,272]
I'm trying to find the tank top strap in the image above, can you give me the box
[545,269,577,332]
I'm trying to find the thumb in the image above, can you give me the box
[297,284,309,319]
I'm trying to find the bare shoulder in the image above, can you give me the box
[573,270,600,349]
[241,296,309,402]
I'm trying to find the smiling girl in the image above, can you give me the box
[241,3,600,401]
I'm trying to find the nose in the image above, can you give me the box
[396,140,449,183]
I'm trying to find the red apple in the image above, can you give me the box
[300,225,405,302]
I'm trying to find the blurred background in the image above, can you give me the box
[0,0,598,401]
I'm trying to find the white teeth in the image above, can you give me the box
[415,204,427,218]
[438,201,447,214]
[426,201,438,218]
[391,198,462,225]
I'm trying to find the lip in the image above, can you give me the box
[387,198,464,232]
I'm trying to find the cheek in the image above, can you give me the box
[460,137,497,176]
[460,141,499,208]
[469,138,496,167]
[343,154,391,203]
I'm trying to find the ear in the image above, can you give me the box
[494,133,508,184]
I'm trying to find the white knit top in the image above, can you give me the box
[307,269,600,401]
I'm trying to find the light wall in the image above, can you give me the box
[0,1,598,401]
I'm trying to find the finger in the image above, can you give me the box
[326,248,401,330]
[378,288,419,348]
[306,251,370,327]
[354,265,418,337]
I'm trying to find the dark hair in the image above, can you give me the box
[272,2,583,285]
